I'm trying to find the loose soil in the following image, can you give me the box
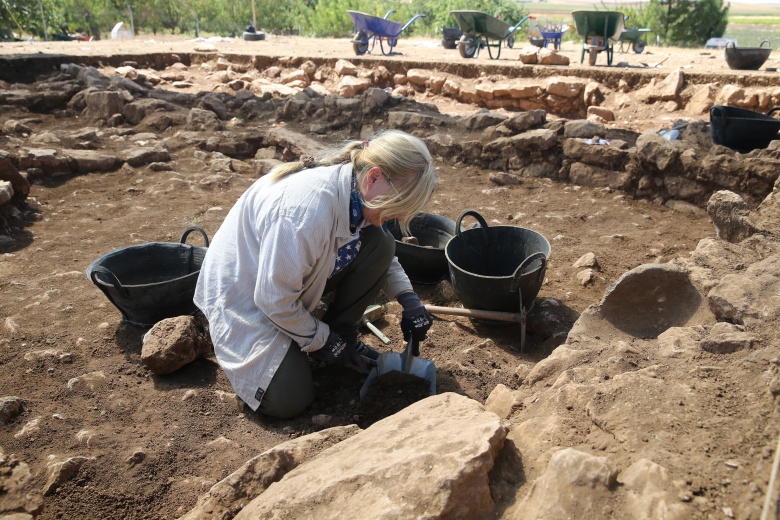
[0,34,772,519]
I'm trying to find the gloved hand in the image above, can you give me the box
[397,292,433,355]
[311,333,368,373]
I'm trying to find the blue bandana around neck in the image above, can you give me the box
[349,172,364,232]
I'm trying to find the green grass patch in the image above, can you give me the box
[724,24,779,48]
[729,17,780,26]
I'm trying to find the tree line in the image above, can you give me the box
[1,0,726,47]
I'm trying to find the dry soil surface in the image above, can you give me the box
[0,35,773,519]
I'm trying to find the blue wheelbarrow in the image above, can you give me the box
[347,10,426,56]
[539,24,569,51]
[450,10,534,59]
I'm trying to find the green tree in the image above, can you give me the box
[307,0,363,37]
[255,0,308,34]
[62,0,130,40]
[1,0,60,40]
[644,0,728,46]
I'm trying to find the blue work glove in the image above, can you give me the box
[311,333,368,373]
[397,292,432,355]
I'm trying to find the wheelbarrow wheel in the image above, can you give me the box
[633,39,646,54]
[588,47,598,66]
[458,34,477,59]
[506,35,515,48]
[352,31,369,55]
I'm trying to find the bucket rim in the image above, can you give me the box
[85,242,208,289]
[388,212,457,251]
[445,238,550,279]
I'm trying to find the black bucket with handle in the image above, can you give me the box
[710,105,780,152]
[445,210,550,314]
[386,213,457,284]
[86,227,209,327]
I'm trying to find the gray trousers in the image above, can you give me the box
[257,225,395,419]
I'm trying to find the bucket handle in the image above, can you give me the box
[768,107,780,118]
[509,251,547,293]
[760,40,771,49]
[180,226,209,247]
[710,105,728,125]
[454,209,490,242]
[90,265,126,293]
[89,265,131,317]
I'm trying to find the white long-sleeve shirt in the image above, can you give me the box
[194,162,412,410]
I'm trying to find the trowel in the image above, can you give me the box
[359,337,436,401]
[361,304,390,344]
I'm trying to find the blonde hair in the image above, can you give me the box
[267,130,436,233]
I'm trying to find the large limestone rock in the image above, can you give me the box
[0,450,43,516]
[181,425,361,520]
[620,459,689,520]
[141,316,210,375]
[0,157,30,204]
[513,448,618,519]
[636,131,679,171]
[234,393,506,520]
[707,253,780,326]
[706,190,761,243]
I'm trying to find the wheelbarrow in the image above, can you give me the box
[571,10,626,66]
[347,10,426,56]
[618,27,650,53]
[450,10,534,59]
[359,337,436,401]
[538,23,569,51]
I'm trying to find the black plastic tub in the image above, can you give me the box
[445,210,550,314]
[725,41,771,71]
[86,227,209,327]
[387,213,457,284]
[710,105,780,152]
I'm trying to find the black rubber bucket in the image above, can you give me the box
[445,210,550,314]
[86,227,209,327]
[724,41,771,71]
[387,213,457,284]
[710,105,780,152]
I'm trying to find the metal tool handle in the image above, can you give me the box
[402,337,418,373]
[362,318,391,344]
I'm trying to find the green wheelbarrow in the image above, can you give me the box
[571,10,625,66]
[618,27,651,53]
[450,10,535,59]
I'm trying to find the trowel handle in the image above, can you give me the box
[403,337,418,373]
[361,317,391,344]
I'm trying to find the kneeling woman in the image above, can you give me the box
[195,130,436,418]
